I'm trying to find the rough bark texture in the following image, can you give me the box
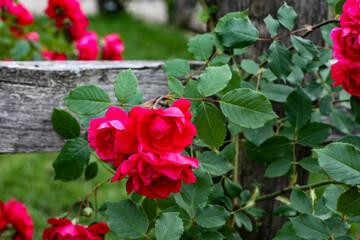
[203,1,330,239]
[0,61,202,154]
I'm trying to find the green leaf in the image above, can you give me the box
[220,88,278,129]
[274,205,297,217]
[260,83,294,102]
[11,40,30,60]
[142,198,157,222]
[194,102,226,149]
[298,157,322,174]
[106,200,148,239]
[53,138,91,181]
[326,0,339,6]
[264,158,292,178]
[224,177,242,197]
[198,151,233,177]
[277,2,297,30]
[273,221,304,240]
[337,187,360,217]
[322,184,345,213]
[264,14,279,38]
[242,120,275,146]
[194,205,231,228]
[326,218,351,238]
[188,33,214,61]
[290,189,312,214]
[303,82,322,101]
[335,0,346,15]
[290,214,330,240]
[214,11,249,30]
[121,89,144,112]
[297,122,332,147]
[320,95,333,116]
[168,77,184,97]
[330,109,354,135]
[285,87,313,129]
[258,136,292,159]
[155,212,184,240]
[215,17,259,49]
[315,142,360,185]
[199,231,224,240]
[351,95,360,125]
[240,60,259,75]
[114,69,138,104]
[164,59,190,77]
[64,85,111,115]
[180,168,212,207]
[234,213,252,232]
[321,24,335,47]
[287,66,304,86]
[85,162,98,181]
[183,79,202,108]
[52,108,80,139]
[267,40,292,79]
[291,35,319,60]
[198,65,232,97]
[336,136,360,148]
[79,109,106,128]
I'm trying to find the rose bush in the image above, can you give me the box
[0,0,124,61]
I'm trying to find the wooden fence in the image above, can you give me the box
[0,61,202,154]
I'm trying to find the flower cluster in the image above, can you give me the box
[45,0,124,61]
[331,0,360,97]
[87,99,198,199]
[42,218,109,240]
[0,198,34,240]
[0,0,124,61]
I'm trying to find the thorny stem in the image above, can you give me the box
[289,128,298,188]
[183,48,219,85]
[86,176,113,201]
[316,71,334,102]
[255,180,342,203]
[92,152,116,175]
[244,19,340,82]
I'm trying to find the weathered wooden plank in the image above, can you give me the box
[0,61,202,154]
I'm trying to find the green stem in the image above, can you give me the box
[231,54,242,80]
[92,152,116,175]
[191,205,196,240]
[289,128,298,188]
[255,180,341,203]
[329,217,346,239]
[86,176,112,200]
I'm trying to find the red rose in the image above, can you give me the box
[341,0,360,28]
[0,199,34,240]
[42,218,109,240]
[88,106,128,160]
[42,51,67,61]
[331,61,360,97]
[76,31,99,60]
[10,3,34,26]
[138,99,196,154]
[102,34,124,60]
[112,150,198,199]
[331,27,360,67]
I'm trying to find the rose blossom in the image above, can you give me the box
[24,32,39,42]
[138,99,196,154]
[42,51,67,61]
[76,31,99,60]
[0,198,34,240]
[42,218,109,240]
[1,1,34,26]
[340,0,360,29]
[102,34,124,60]
[331,27,360,67]
[112,150,198,199]
[331,61,360,97]
[88,106,128,161]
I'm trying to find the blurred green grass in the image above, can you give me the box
[1,12,193,239]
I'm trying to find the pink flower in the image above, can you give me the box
[45,0,88,40]
[42,51,67,61]
[138,99,196,154]
[88,106,128,160]
[76,31,99,60]
[42,218,109,240]
[0,199,34,240]
[102,34,124,60]
[112,151,198,199]
[1,1,34,26]
[24,32,39,41]
[331,61,360,97]
[331,27,360,67]
[341,0,360,28]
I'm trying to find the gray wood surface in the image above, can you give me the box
[0,61,202,154]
